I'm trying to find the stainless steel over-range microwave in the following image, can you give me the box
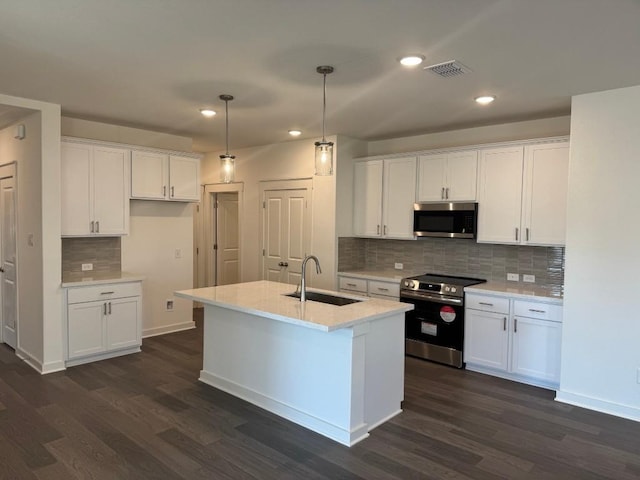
[413,202,478,239]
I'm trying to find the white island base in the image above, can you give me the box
[176,281,411,446]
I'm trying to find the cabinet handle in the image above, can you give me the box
[479,302,494,306]
[346,283,357,287]
[103,303,107,315]
[529,308,546,313]
[108,302,112,315]
[503,317,507,331]
[514,318,518,333]
[171,186,175,197]
[100,291,115,295]
[90,221,95,233]
[377,224,380,235]
[515,227,519,241]
[96,221,100,233]
[446,187,449,199]
[441,187,445,199]
[377,287,389,292]
[526,228,530,241]
[384,225,388,235]
[163,186,167,197]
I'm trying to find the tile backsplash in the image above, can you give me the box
[62,237,121,276]
[338,237,564,290]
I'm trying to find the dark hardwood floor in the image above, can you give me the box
[1,309,639,479]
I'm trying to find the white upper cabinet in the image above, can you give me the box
[131,150,200,202]
[417,150,477,202]
[61,141,130,237]
[477,141,569,246]
[353,156,416,239]
[477,146,524,244]
[521,142,570,246]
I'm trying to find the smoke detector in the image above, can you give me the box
[424,60,472,78]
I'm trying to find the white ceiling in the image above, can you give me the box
[1,0,639,152]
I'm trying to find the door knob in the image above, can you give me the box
[278,261,289,267]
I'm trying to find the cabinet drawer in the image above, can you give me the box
[67,282,142,304]
[466,294,510,314]
[514,300,562,322]
[368,280,400,298]
[338,277,367,293]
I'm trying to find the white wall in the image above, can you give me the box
[121,201,195,336]
[61,117,197,336]
[0,94,62,373]
[200,135,364,291]
[367,116,571,156]
[556,85,640,420]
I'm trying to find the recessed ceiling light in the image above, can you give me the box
[474,95,496,105]
[399,54,425,67]
[288,129,302,137]
[200,108,216,118]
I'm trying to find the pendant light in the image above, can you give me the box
[314,65,334,176]
[219,94,235,183]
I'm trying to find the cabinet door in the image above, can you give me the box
[382,157,416,239]
[106,297,141,351]
[464,309,509,371]
[93,146,130,235]
[68,301,106,359]
[511,316,562,384]
[61,142,92,236]
[477,146,524,244]
[522,142,570,246]
[169,155,200,201]
[417,154,447,202]
[131,151,168,199]
[446,150,478,201]
[353,160,383,237]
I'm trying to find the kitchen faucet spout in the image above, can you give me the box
[300,255,321,302]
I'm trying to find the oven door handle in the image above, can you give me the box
[400,291,463,306]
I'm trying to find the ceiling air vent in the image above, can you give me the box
[424,60,472,78]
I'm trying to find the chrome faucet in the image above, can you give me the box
[300,255,322,302]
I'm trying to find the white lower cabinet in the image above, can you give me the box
[464,292,562,389]
[65,281,142,366]
[338,275,400,301]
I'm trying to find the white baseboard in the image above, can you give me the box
[142,321,195,338]
[555,390,640,422]
[465,364,558,390]
[16,348,66,374]
[65,346,141,367]
[199,370,370,447]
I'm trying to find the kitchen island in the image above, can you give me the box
[175,280,413,446]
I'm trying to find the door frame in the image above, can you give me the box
[259,178,313,281]
[0,162,18,347]
[200,182,244,287]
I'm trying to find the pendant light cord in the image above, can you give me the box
[225,99,230,156]
[322,73,327,142]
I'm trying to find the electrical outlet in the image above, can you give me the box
[81,263,93,271]
[507,273,519,282]
[523,274,535,283]
[166,299,174,311]
[175,249,182,259]
[394,263,403,270]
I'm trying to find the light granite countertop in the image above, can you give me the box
[175,280,414,332]
[465,282,563,304]
[61,271,146,288]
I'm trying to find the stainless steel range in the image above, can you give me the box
[400,273,485,368]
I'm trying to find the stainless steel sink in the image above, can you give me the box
[285,291,362,306]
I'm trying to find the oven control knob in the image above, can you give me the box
[445,286,451,292]
[451,287,457,293]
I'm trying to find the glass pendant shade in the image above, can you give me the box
[220,154,235,183]
[314,140,334,176]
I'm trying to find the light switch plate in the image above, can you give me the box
[523,274,535,283]
[81,263,93,271]
[175,249,182,259]
[394,263,403,270]
[507,273,519,281]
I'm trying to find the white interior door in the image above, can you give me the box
[0,168,17,349]
[262,187,310,286]
[215,192,240,285]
